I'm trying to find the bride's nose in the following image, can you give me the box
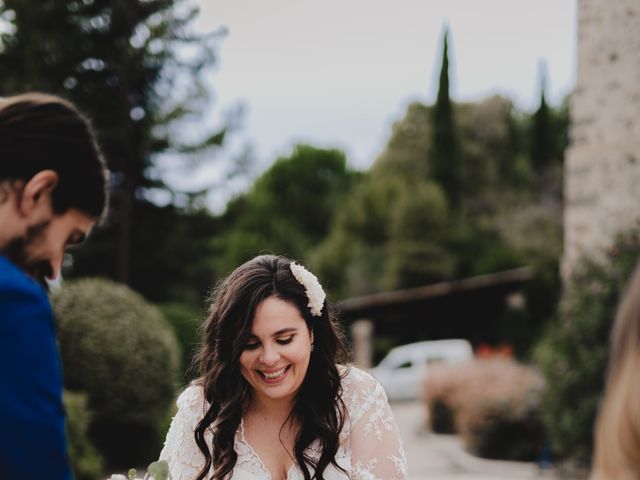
[259,343,280,366]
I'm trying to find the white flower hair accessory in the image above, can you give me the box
[290,262,326,317]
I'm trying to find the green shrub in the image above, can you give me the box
[423,358,545,460]
[159,302,202,383]
[64,390,104,480]
[534,230,640,463]
[54,278,181,469]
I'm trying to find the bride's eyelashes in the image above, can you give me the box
[276,335,294,345]
[243,335,295,351]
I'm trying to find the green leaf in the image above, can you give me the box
[146,460,171,480]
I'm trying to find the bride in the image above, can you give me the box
[160,255,407,480]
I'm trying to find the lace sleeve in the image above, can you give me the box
[159,385,210,480]
[345,369,408,480]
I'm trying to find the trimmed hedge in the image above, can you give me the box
[64,390,104,480]
[54,278,181,468]
[159,302,202,383]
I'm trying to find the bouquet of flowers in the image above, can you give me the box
[108,461,171,480]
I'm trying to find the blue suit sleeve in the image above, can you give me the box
[0,275,72,479]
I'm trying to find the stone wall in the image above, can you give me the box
[563,0,640,277]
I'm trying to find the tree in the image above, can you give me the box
[214,145,359,276]
[384,182,456,289]
[71,202,221,303]
[0,0,227,283]
[530,63,553,173]
[430,28,461,207]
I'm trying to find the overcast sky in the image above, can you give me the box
[173,0,576,209]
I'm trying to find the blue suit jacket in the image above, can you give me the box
[0,256,72,479]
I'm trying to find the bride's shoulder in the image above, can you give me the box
[176,383,207,414]
[338,364,386,402]
[337,365,388,427]
[339,364,379,390]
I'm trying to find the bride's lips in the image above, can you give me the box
[256,365,291,384]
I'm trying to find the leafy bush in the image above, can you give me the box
[423,358,545,460]
[160,302,202,383]
[64,390,104,480]
[422,362,469,434]
[54,278,181,468]
[534,230,640,463]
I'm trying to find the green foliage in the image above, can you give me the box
[70,202,220,304]
[384,182,455,288]
[531,78,553,172]
[160,302,202,383]
[215,145,359,275]
[0,0,225,187]
[534,230,640,462]
[456,97,533,205]
[430,28,461,206]
[53,278,181,468]
[0,0,228,282]
[373,102,431,179]
[64,390,104,480]
[312,176,457,297]
[313,96,538,298]
[529,68,569,177]
[146,460,172,480]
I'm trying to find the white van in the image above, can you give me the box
[370,339,473,401]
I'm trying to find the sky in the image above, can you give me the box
[170,0,576,210]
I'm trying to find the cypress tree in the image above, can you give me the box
[430,28,460,207]
[531,63,553,173]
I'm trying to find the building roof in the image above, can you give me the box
[337,267,532,322]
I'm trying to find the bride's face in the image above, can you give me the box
[239,296,313,406]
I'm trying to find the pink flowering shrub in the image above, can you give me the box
[423,358,546,460]
[422,361,471,433]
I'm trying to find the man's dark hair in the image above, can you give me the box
[0,92,108,220]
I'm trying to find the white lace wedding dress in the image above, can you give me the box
[159,366,408,480]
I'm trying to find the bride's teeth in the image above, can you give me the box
[262,366,287,379]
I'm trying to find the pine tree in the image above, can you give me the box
[430,28,460,207]
[0,0,226,283]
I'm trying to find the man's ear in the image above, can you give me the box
[17,170,59,217]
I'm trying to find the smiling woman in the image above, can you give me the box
[239,297,314,406]
[159,254,407,480]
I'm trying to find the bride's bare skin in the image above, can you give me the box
[243,408,298,479]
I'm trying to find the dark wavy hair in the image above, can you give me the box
[194,255,349,480]
[0,92,108,221]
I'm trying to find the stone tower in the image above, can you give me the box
[563,0,640,277]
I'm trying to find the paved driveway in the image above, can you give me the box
[391,401,556,480]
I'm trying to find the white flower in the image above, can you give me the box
[290,262,326,317]
[107,476,146,480]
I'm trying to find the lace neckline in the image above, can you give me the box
[237,417,298,480]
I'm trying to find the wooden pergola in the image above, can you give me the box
[336,268,533,365]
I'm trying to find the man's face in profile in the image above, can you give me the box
[1,207,94,288]
[2,220,52,285]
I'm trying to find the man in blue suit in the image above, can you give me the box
[0,93,108,479]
